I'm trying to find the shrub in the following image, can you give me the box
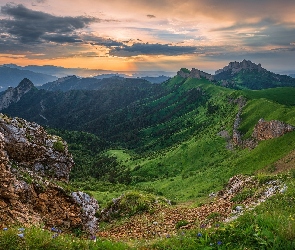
[53,141,65,152]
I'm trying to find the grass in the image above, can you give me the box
[0,226,129,250]
[143,175,295,249]
[2,174,295,249]
[241,87,295,106]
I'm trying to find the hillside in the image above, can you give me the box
[3,75,295,197]
[1,65,295,248]
[39,75,157,92]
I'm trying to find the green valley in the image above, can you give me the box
[1,62,295,249]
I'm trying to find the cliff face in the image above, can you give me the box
[0,78,34,111]
[0,114,98,235]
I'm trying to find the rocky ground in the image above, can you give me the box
[97,175,286,240]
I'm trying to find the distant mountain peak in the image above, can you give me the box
[215,59,264,75]
[18,78,34,89]
[177,68,214,81]
[0,78,34,111]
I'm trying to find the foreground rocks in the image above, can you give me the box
[0,114,98,235]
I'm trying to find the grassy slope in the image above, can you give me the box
[99,79,295,204]
[2,77,295,249]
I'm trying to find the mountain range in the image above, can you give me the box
[0,66,57,88]
[1,59,295,248]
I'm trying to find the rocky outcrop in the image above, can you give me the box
[0,114,99,235]
[177,68,214,81]
[232,116,294,149]
[215,59,264,75]
[0,78,34,110]
[252,118,294,140]
[0,114,73,181]
[72,191,99,236]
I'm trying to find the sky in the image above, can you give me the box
[0,0,295,74]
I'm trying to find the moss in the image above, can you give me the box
[53,141,65,152]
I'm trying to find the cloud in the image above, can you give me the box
[213,18,295,48]
[109,43,198,57]
[147,14,156,18]
[0,4,98,44]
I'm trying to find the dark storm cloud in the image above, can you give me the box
[0,4,98,44]
[109,43,197,56]
[147,14,156,18]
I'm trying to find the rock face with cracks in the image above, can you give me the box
[0,114,99,234]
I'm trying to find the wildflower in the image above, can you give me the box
[215,224,220,228]
[217,241,222,245]
[18,228,25,232]
[90,235,96,241]
[3,228,8,231]
[200,224,206,228]
[51,227,61,233]
[166,234,171,238]
[17,233,24,238]
[197,233,202,237]
[52,233,59,239]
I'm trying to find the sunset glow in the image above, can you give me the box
[0,0,295,73]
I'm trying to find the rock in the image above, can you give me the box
[0,114,73,181]
[215,59,264,75]
[252,118,294,141]
[231,112,294,149]
[0,114,99,235]
[71,191,99,236]
[0,78,34,111]
[177,68,214,81]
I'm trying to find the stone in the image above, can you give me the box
[0,78,34,111]
[215,59,264,75]
[0,114,99,235]
[252,118,294,141]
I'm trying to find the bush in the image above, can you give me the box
[53,141,65,152]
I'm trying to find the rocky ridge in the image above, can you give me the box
[0,114,99,235]
[176,60,264,82]
[177,68,214,81]
[0,78,34,111]
[215,59,264,75]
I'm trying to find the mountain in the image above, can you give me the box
[2,77,164,130]
[177,59,295,90]
[39,75,156,92]
[0,78,34,110]
[1,67,295,248]
[94,74,171,83]
[0,66,57,88]
[3,64,175,78]
[214,59,295,89]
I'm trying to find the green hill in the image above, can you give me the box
[2,73,295,248]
